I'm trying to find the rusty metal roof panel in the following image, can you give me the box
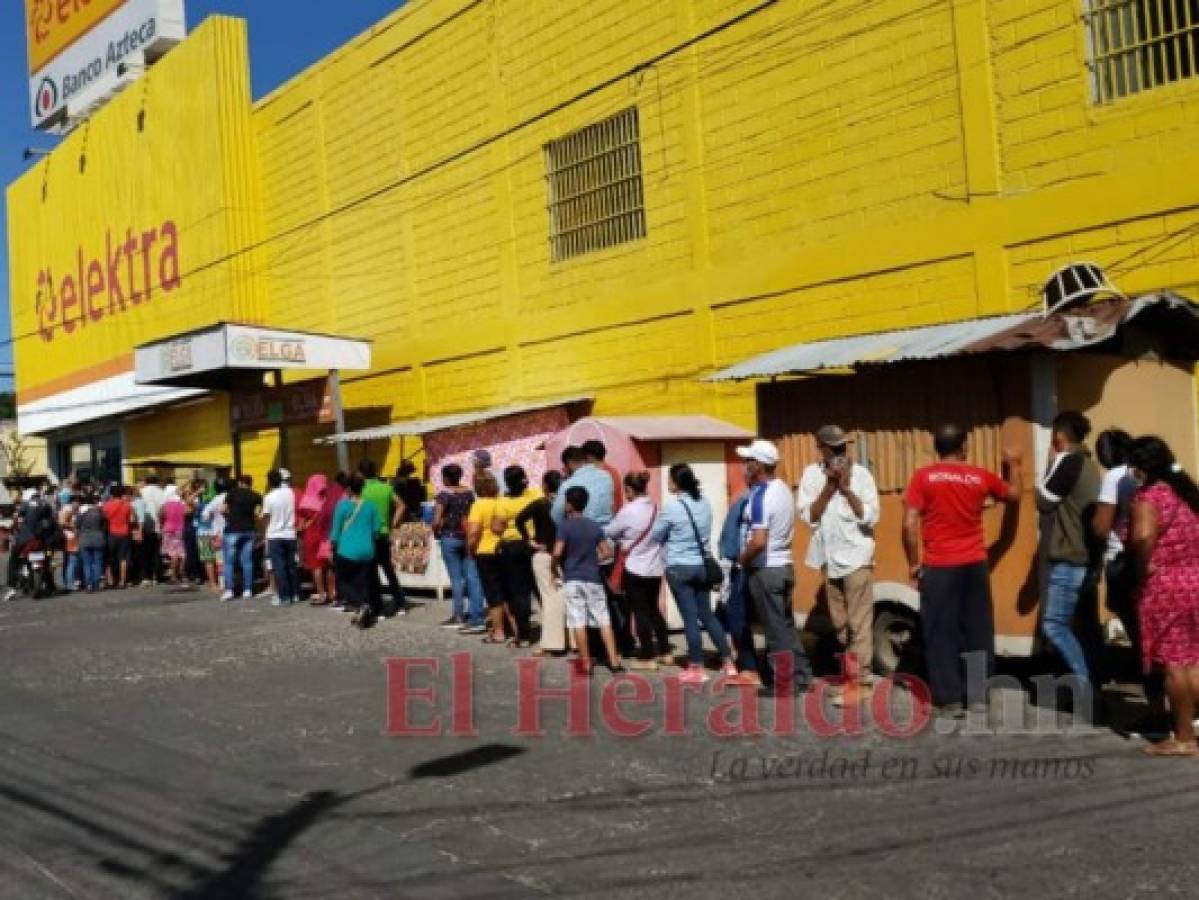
[705,313,1034,381]
[705,292,1199,382]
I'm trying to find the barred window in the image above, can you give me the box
[1085,0,1199,103]
[544,107,646,263]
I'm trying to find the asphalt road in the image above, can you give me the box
[1,584,1196,899]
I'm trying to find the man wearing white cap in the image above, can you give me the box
[736,438,813,695]
[798,425,881,702]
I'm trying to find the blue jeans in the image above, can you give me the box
[1043,562,1099,681]
[223,532,255,595]
[666,564,732,665]
[440,536,485,625]
[268,538,299,602]
[64,552,79,590]
[81,548,105,590]
[717,566,758,672]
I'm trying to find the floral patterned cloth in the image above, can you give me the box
[425,407,572,493]
[1138,482,1199,672]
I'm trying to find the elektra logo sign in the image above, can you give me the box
[26,1,127,73]
[34,220,182,342]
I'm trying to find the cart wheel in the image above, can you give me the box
[873,604,923,676]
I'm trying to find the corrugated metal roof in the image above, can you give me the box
[705,313,1035,381]
[591,415,753,441]
[316,396,591,444]
[705,292,1199,382]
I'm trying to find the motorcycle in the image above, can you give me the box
[16,540,56,600]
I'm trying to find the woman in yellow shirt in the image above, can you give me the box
[467,473,505,643]
[491,466,543,648]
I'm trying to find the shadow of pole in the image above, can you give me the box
[169,744,526,900]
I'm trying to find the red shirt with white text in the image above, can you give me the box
[904,462,1008,567]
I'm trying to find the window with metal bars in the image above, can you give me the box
[544,107,646,263]
[1084,0,1199,103]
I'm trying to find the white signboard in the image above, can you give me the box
[134,324,373,384]
[29,0,186,131]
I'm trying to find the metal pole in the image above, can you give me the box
[232,431,243,479]
[329,369,350,473]
[274,370,290,472]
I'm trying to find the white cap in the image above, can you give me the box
[736,439,779,466]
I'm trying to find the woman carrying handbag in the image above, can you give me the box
[605,471,672,669]
[651,463,741,684]
[329,474,381,629]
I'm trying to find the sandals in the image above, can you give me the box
[1142,738,1199,757]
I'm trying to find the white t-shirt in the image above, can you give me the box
[1097,464,1137,559]
[263,487,296,540]
[604,495,665,577]
[743,478,795,568]
[797,461,880,578]
[202,493,226,538]
[141,484,164,529]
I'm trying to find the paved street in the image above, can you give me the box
[1,585,1197,899]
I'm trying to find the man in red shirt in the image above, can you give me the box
[102,487,136,589]
[903,424,1023,714]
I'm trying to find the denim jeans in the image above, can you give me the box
[1042,562,1098,682]
[440,536,485,625]
[81,548,105,590]
[223,532,255,595]
[268,538,299,602]
[665,564,732,665]
[717,566,758,672]
[64,552,79,590]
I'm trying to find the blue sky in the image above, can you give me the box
[0,0,406,387]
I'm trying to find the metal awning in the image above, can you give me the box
[316,396,593,445]
[134,323,372,391]
[705,292,1199,381]
[583,415,753,442]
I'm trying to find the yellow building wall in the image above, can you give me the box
[125,397,234,466]
[245,0,1199,449]
[6,17,266,406]
[8,1,1199,474]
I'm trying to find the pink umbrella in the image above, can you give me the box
[543,418,645,480]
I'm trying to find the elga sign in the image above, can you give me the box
[27,0,186,130]
[133,324,372,385]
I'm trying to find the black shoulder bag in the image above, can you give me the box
[679,499,724,589]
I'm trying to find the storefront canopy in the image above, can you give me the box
[134,323,372,391]
[705,292,1199,381]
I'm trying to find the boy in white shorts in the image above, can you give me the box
[554,486,624,674]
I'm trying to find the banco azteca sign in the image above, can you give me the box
[27,0,185,131]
